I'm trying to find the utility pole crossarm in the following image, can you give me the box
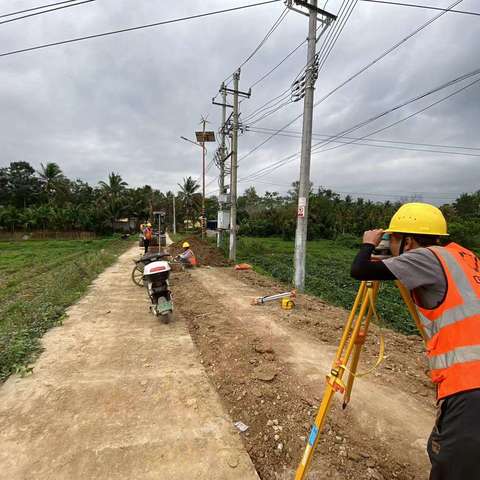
[212,99,234,108]
[222,86,252,98]
[293,0,337,20]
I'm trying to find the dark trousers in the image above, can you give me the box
[143,239,150,254]
[428,389,480,479]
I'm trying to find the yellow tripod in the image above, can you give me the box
[295,280,427,480]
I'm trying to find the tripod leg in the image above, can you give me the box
[342,281,381,408]
[295,282,372,480]
[295,381,338,480]
[334,281,366,361]
[342,331,365,409]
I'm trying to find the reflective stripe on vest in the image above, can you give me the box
[416,247,480,339]
[412,243,480,399]
[429,344,480,370]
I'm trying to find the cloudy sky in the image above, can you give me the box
[1,0,479,204]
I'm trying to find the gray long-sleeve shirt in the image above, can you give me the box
[383,247,447,309]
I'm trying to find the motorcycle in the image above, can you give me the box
[143,256,173,322]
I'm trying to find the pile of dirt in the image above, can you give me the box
[169,236,232,267]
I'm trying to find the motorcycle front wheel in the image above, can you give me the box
[131,264,144,287]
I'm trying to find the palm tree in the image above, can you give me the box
[99,172,128,196]
[178,176,200,230]
[99,172,128,232]
[38,162,65,203]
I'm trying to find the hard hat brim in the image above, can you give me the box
[384,228,449,236]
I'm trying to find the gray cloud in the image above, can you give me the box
[1,0,479,204]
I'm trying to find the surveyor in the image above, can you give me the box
[142,222,153,254]
[350,202,480,479]
[177,241,197,267]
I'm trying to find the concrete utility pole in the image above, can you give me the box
[229,70,240,261]
[201,118,207,240]
[292,0,335,291]
[213,72,250,259]
[217,83,227,248]
[172,194,176,235]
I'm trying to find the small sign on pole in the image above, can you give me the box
[297,197,306,218]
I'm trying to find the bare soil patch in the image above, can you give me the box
[172,264,435,480]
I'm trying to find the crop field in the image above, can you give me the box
[0,238,132,381]
[231,236,417,335]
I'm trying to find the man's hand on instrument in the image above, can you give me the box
[362,229,384,247]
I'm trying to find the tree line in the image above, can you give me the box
[236,183,480,249]
[0,161,214,234]
[0,161,478,249]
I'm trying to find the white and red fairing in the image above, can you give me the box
[143,261,171,276]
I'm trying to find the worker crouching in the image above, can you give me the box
[350,202,480,480]
[177,241,197,268]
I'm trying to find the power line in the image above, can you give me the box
[360,0,480,17]
[242,20,333,125]
[239,0,462,162]
[311,71,480,155]
[240,0,359,154]
[248,127,480,157]
[312,0,355,73]
[242,1,353,126]
[244,97,294,126]
[239,67,480,182]
[0,0,94,26]
[0,0,282,59]
[0,0,79,19]
[223,5,289,84]
[248,126,480,151]
[239,0,359,161]
[244,73,480,182]
[249,37,306,89]
[243,90,291,123]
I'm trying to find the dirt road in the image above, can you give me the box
[0,245,258,480]
[172,266,436,480]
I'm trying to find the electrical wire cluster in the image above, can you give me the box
[238,63,480,185]
[236,0,467,183]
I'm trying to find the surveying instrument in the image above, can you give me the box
[295,237,428,480]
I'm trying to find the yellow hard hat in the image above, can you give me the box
[146,223,152,227]
[182,241,190,248]
[385,203,448,236]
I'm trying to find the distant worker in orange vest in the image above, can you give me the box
[142,222,153,254]
[350,202,480,479]
[177,241,197,267]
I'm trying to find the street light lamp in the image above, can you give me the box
[180,136,201,147]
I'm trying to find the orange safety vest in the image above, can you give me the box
[412,243,480,400]
[186,249,197,266]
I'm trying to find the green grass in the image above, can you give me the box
[0,238,132,381]
[230,237,417,335]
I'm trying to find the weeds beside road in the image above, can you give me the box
[0,238,132,381]
[227,236,417,335]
